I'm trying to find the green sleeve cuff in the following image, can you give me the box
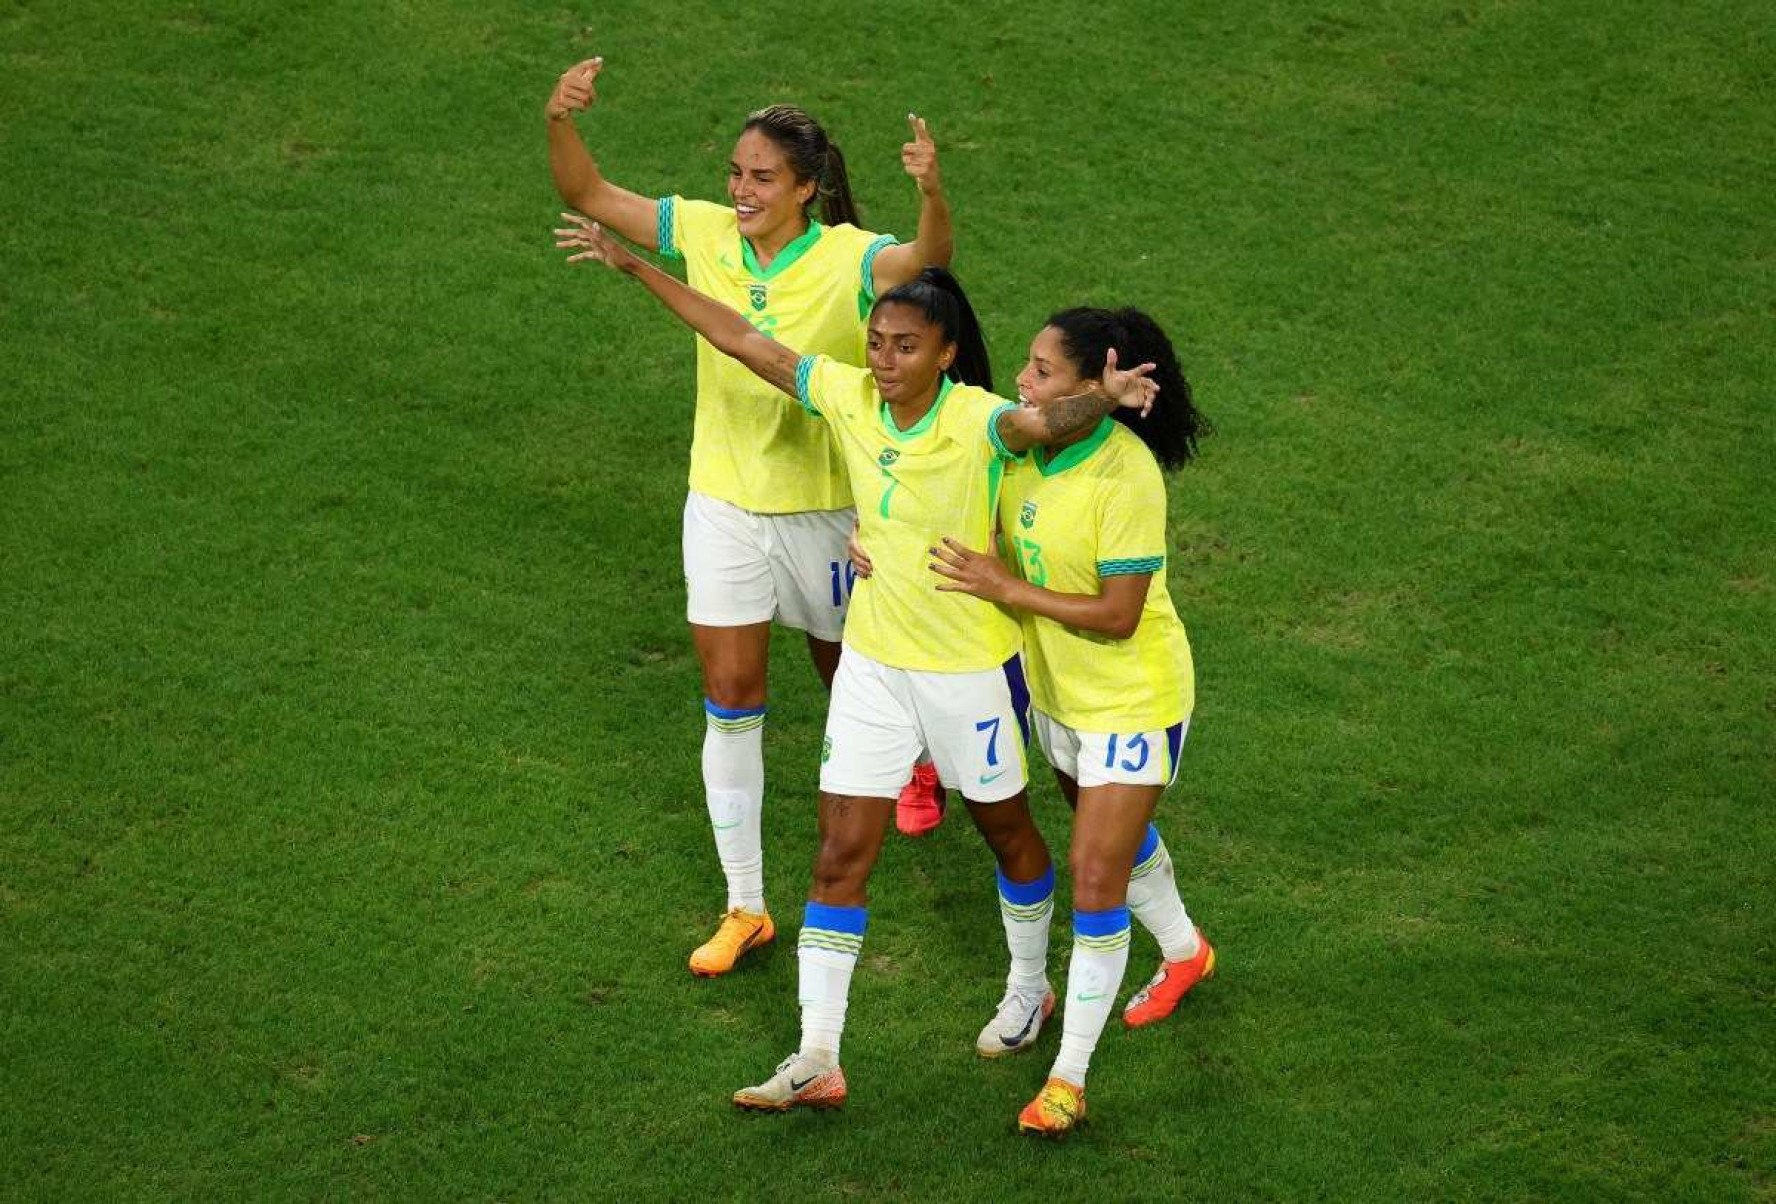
[1097,556,1164,576]
[656,197,680,260]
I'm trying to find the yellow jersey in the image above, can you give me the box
[796,355,1023,673]
[999,419,1194,730]
[660,197,896,513]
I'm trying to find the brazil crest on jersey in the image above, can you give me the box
[796,355,1023,673]
[999,418,1194,730]
[659,197,896,514]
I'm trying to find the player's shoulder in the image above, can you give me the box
[1099,422,1162,479]
[801,354,875,413]
[819,221,887,252]
[674,197,737,240]
[944,381,1013,418]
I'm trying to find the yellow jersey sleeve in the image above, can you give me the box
[1094,444,1168,577]
[659,200,897,514]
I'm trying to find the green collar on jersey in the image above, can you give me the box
[741,221,823,280]
[1035,416,1116,476]
[880,375,955,441]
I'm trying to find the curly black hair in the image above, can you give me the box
[1043,307,1208,469]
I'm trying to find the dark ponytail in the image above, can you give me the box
[875,267,993,392]
[818,142,860,228]
[742,104,862,227]
[1044,307,1209,469]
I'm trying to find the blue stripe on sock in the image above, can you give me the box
[1073,906,1132,937]
[704,699,767,721]
[802,901,868,936]
[996,864,1056,906]
[1136,823,1161,865]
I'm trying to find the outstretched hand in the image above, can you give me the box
[546,57,604,121]
[928,537,1015,602]
[554,213,636,271]
[900,113,943,196]
[1099,347,1160,417]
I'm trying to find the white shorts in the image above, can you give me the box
[1032,709,1190,790]
[682,491,857,642]
[821,645,1032,804]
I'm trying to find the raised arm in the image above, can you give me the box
[546,58,662,249]
[869,114,953,293]
[929,540,1151,639]
[994,348,1159,455]
[556,215,801,397]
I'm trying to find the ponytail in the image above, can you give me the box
[818,142,861,228]
[742,104,862,227]
[1044,307,1209,469]
[875,267,993,391]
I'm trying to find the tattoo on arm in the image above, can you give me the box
[1041,388,1112,441]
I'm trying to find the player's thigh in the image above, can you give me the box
[1069,782,1164,906]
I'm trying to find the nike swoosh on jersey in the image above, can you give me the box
[979,768,1008,785]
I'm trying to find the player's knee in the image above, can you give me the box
[702,671,766,711]
[809,841,871,904]
[1069,855,1127,911]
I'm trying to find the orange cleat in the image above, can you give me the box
[1123,928,1215,1028]
[896,762,946,837]
[1018,1077,1087,1137]
[688,908,775,977]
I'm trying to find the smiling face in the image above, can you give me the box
[727,129,816,245]
[867,302,955,408]
[1014,325,1089,406]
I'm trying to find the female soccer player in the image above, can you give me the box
[924,307,1214,1137]
[554,218,1161,1111]
[547,58,953,977]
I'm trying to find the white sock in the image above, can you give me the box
[1127,823,1199,962]
[996,865,1055,998]
[1051,906,1132,1087]
[702,701,766,913]
[798,902,867,1061]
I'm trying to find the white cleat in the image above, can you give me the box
[732,1050,848,1111]
[975,985,1057,1058]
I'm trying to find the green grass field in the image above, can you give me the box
[3,0,1772,1198]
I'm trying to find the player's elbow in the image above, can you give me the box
[1101,608,1142,641]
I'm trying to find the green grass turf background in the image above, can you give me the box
[2,0,1771,1198]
